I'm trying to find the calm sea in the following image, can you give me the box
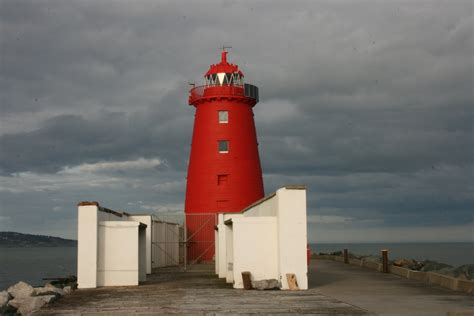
[310,242,474,267]
[0,243,473,290]
[0,247,77,290]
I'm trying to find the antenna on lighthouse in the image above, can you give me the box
[221,46,232,63]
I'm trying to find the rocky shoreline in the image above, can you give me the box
[0,276,77,315]
[315,251,474,280]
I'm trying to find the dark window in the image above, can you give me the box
[218,140,229,153]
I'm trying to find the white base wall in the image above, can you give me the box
[232,217,278,289]
[77,203,179,288]
[97,221,145,287]
[215,186,308,290]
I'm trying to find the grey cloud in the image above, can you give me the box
[0,0,472,241]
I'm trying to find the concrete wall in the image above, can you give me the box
[97,221,146,286]
[216,186,308,290]
[128,215,152,274]
[216,213,242,278]
[225,223,234,283]
[232,217,278,289]
[77,203,180,288]
[77,205,100,289]
[276,188,307,290]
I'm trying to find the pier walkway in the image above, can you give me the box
[312,259,473,316]
[36,263,370,315]
[36,260,473,315]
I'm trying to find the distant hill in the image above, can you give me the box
[0,231,77,247]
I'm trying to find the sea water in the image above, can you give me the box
[0,247,77,290]
[310,242,474,267]
[0,243,473,290]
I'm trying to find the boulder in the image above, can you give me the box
[421,260,453,272]
[38,294,57,304]
[251,279,280,290]
[43,283,65,296]
[393,259,423,270]
[34,287,60,296]
[9,296,46,315]
[63,286,72,294]
[0,290,10,306]
[454,264,474,280]
[7,281,35,298]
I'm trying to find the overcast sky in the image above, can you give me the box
[0,0,472,242]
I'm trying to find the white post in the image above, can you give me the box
[77,202,99,289]
[276,188,308,290]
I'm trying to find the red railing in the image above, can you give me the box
[189,84,245,103]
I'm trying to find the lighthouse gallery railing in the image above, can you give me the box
[189,83,259,103]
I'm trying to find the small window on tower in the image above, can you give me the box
[217,174,228,185]
[218,140,229,153]
[218,111,228,123]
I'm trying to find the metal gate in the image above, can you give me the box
[152,212,217,271]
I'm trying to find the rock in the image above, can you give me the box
[0,304,16,315]
[63,286,72,294]
[393,259,413,267]
[393,259,423,270]
[454,264,474,280]
[34,287,60,296]
[43,283,65,296]
[251,279,280,290]
[0,290,10,306]
[38,294,57,304]
[7,281,35,298]
[9,296,46,315]
[420,260,453,272]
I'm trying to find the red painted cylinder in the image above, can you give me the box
[185,51,264,261]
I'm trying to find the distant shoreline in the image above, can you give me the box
[0,231,77,248]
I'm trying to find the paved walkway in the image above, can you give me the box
[311,259,474,316]
[36,264,371,315]
[36,260,474,315]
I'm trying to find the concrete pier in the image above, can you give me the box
[312,259,474,316]
[35,260,473,315]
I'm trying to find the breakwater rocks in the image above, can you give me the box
[316,251,474,280]
[393,259,474,280]
[0,276,77,315]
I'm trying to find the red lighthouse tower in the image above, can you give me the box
[185,50,264,261]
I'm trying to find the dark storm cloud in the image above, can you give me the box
[0,0,472,240]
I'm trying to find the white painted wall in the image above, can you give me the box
[225,223,234,283]
[232,217,278,289]
[97,221,145,286]
[77,204,180,288]
[276,188,308,290]
[216,213,227,278]
[216,213,242,281]
[214,186,308,290]
[128,215,152,274]
[77,205,99,289]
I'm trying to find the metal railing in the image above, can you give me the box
[189,83,259,103]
